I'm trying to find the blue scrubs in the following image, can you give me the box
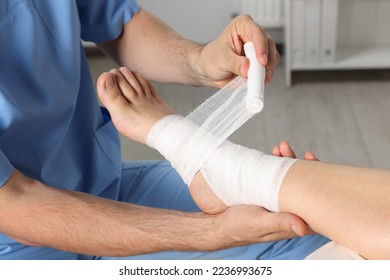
[0,0,329,259]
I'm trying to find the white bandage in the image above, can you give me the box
[146,42,295,212]
[147,114,297,212]
[200,142,296,212]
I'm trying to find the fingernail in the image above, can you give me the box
[262,53,268,65]
[104,74,114,91]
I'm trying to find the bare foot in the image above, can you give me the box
[97,67,175,144]
[97,67,226,214]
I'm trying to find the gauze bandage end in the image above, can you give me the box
[244,42,265,113]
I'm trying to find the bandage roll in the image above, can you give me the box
[244,42,265,113]
[147,44,266,187]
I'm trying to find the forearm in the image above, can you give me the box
[98,9,203,86]
[0,170,221,256]
[279,160,390,259]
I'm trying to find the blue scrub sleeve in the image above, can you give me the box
[76,0,141,43]
[0,150,14,188]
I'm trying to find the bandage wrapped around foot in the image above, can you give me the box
[146,42,297,212]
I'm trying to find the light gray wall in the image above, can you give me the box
[138,0,284,44]
[138,0,241,43]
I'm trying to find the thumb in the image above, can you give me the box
[225,52,250,79]
[277,212,315,237]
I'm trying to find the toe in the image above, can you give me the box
[133,72,154,97]
[97,72,131,119]
[118,67,144,98]
[109,69,138,102]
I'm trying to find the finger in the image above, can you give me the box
[261,224,316,242]
[272,145,282,157]
[224,50,249,80]
[234,15,269,66]
[264,36,280,83]
[274,211,316,237]
[259,231,298,243]
[279,140,297,158]
[304,151,319,161]
[258,211,309,241]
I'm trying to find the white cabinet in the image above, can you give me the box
[241,0,284,28]
[284,0,390,86]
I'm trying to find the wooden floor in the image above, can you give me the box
[88,54,390,169]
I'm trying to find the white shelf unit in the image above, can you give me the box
[284,0,390,86]
[242,0,284,28]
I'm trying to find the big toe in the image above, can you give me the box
[97,72,130,117]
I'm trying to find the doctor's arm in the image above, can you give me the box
[97,9,279,88]
[0,170,302,256]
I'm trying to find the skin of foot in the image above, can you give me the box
[97,67,227,214]
[97,67,175,144]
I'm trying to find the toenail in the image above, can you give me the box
[104,74,114,90]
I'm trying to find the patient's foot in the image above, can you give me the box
[97,67,226,214]
[97,67,175,144]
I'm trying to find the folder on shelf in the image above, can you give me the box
[305,0,321,64]
[291,0,306,64]
[321,0,339,63]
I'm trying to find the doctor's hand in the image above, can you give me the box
[213,204,315,247]
[194,15,279,88]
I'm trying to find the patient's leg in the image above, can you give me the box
[98,69,390,259]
